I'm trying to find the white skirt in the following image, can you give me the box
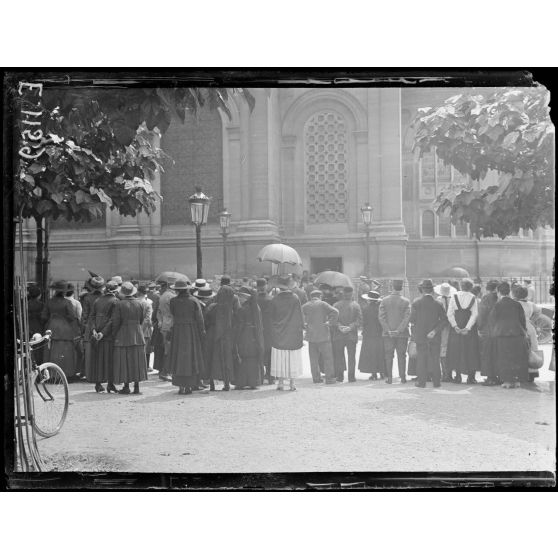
[271,347,303,379]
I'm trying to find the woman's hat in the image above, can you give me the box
[120,281,137,297]
[50,280,68,292]
[194,285,214,298]
[361,290,381,301]
[434,282,456,297]
[110,275,123,286]
[90,276,105,289]
[105,280,119,292]
[170,279,191,291]
[27,284,41,298]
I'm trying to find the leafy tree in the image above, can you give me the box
[412,87,554,239]
[13,86,254,296]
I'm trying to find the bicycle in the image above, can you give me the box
[17,330,69,438]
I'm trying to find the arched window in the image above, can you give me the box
[422,210,435,237]
[438,211,451,237]
[304,111,348,224]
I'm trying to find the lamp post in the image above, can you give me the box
[360,202,373,277]
[188,187,211,279]
[218,208,232,275]
[474,226,484,284]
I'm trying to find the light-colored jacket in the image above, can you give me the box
[157,289,176,332]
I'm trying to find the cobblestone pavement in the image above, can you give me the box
[38,344,556,473]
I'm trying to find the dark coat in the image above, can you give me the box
[28,298,45,337]
[378,292,411,337]
[489,296,527,337]
[41,295,80,340]
[359,300,386,373]
[332,299,362,342]
[234,296,264,387]
[409,294,448,345]
[477,291,498,334]
[256,292,273,350]
[81,291,102,340]
[168,292,205,378]
[91,292,119,339]
[270,290,304,350]
[112,297,146,347]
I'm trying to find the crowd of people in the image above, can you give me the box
[26,270,552,395]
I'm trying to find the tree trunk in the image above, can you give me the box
[34,216,49,301]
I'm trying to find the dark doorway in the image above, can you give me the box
[311,257,343,274]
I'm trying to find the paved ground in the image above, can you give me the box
[38,344,556,473]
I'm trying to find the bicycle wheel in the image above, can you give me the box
[533,314,552,345]
[33,362,69,438]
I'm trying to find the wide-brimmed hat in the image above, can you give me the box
[194,278,207,289]
[418,279,434,290]
[50,280,68,292]
[170,279,191,291]
[90,276,105,289]
[120,281,137,297]
[361,290,381,301]
[105,280,119,292]
[110,275,123,286]
[434,282,456,297]
[194,285,214,298]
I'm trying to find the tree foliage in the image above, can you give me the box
[412,87,554,239]
[15,87,255,222]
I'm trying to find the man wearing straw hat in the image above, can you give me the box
[434,282,455,382]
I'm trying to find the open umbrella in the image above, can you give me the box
[314,271,353,289]
[257,243,302,266]
[444,267,470,278]
[155,271,190,284]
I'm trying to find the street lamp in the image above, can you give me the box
[360,202,373,277]
[188,187,211,279]
[218,208,232,275]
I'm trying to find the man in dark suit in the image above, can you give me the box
[379,279,411,384]
[409,279,448,388]
[256,278,274,384]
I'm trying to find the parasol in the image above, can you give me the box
[314,271,354,289]
[155,271,190,284]
[257,243,302,266]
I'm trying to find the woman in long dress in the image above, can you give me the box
[168,279,206,395]
[270,276,304,391]
[234,286,264,390]
[490,281,528,388]
[446,278,481,384]
[41,280,80,380]
[112,282,148,395]
[81,276,105,384]
[512,284,542,382]
[89,280,119,393]
[211,282,240,391]
[358,290,386,380]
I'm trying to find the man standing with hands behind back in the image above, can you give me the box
[409,279,448,388]
[379,279,411,384]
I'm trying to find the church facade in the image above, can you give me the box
[20,87,555,284]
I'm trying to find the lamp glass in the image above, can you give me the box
[188,189,211,226]
[361,203,373,226]
[219,209,231,231]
